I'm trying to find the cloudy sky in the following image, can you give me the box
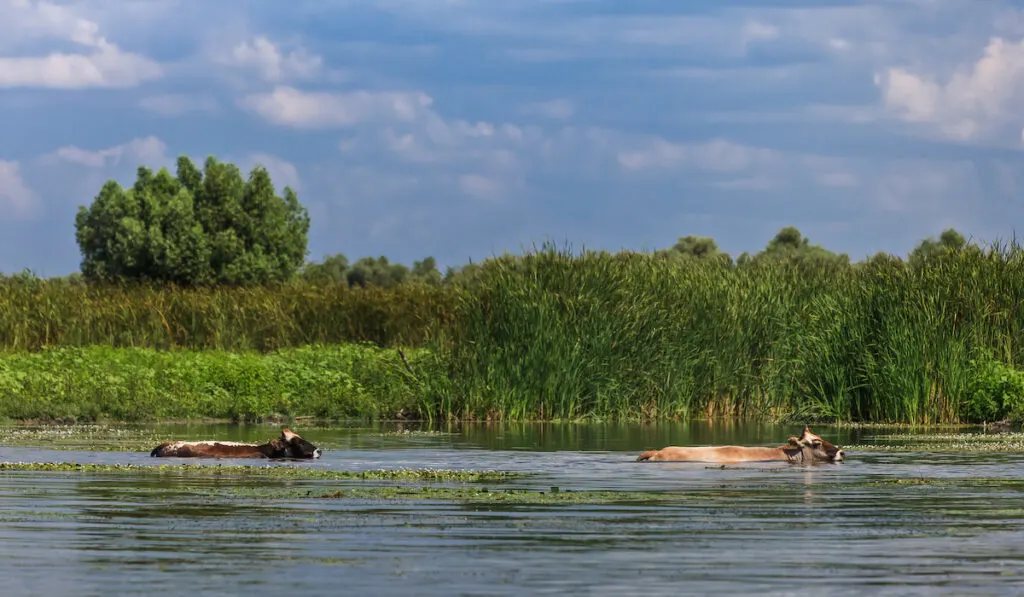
[1,0,1023,275]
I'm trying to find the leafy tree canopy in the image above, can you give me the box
[908,228,979,268]
[74,156,310,285]
[655,235,733,266]
[301,253,351,285]
[738,226,850,268]
[301,253,442,287]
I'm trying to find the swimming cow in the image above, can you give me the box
[635,425,844,464]
[150,428,321,460]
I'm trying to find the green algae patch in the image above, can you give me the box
[865,477,1024,489]
[217,485,677,504]
[313,486,674,504]
[0,460,670,505]
[377,429,456,437]
[0,425,169,452]
[0,461,523,483]
[849,431,1024,453]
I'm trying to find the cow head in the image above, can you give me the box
[265,429,321,459]
[785,426,844,463]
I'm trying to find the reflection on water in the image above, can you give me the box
[1,422,1023,596]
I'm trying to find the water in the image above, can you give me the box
[2,422,1024,596]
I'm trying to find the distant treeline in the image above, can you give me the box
[52,152,980,289]
[14,224,985,290]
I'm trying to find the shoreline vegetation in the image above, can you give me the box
[4,241,1024,426]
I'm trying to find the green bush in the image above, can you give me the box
[0,344,443,422]
[964,355,1024,422]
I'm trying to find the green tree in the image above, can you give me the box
[908,228,977,268]
[744,226,850,268]
[411,256,442,285]
[655,235,732,266]
[75,156,309,285]
[346,256,410,288]
[444,261,483,284]
[301,253,350,284]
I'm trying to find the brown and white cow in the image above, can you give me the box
[150,428,321,459]
[635,425,844,464]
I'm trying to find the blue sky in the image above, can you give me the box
[1,0,1023,276]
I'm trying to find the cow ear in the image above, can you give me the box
[282,428,298,442]
[787,436,801,446]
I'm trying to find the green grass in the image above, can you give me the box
[3,242,1024,424]
[0,344,445,422]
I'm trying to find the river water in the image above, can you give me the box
[1,422,1023,596]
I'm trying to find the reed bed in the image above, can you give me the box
[439,245,1024,424]
[2,243,1024,424]
[0,277,457,351]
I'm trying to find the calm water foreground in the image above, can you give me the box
[2,422,1024,596]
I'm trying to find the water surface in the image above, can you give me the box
[2,422,1023,596]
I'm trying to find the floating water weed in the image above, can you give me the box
[0,461,522,482]
[313,486,674,504]
[850,431,1024,452]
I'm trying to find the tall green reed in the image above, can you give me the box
[0,277,457,351]
[434,242,1024,424]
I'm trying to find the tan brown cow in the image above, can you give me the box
[635,426,844,464]
[150,428,321,460]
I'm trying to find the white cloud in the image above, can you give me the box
[616,135,873,195]
[240,86,434,128]
[817,171,858,188]
[742,20,779,44]
[0,41,161,89]
[0,160,36,219]
[876,36,1024,143]
[869,160,983,215]
[0,0,161,89]
[227,36,323,82]
[379,119,524,165]
[138,94,219,116]
[613,132,995,222]
[521,98,574,120]
[618,138,783,174]
[372,119,532,202]
[587,15,782,57]
[458,173,504,201]
[0,0,104,48]
[828,38,851,52]
[52,136,167,168]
